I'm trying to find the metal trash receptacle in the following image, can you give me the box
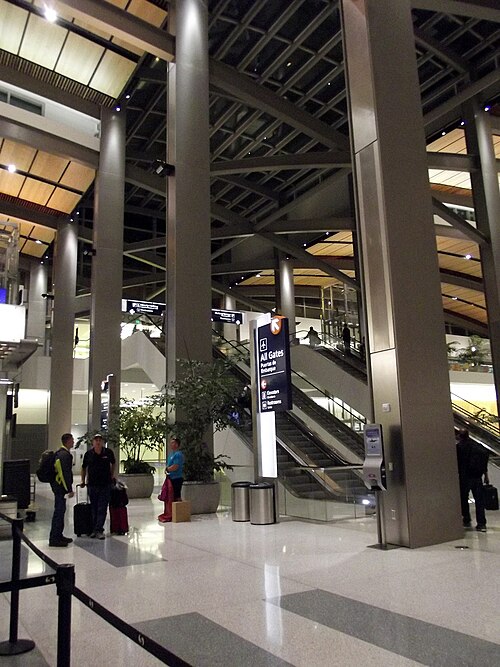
[249,482,275,525]
[0,495,18,539]
[231,481,251,522]
[2,459,31,509]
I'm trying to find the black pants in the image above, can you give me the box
[460,476,486,527]
[170,477,183,501]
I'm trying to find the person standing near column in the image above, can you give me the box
[49,433,75,547]
[81,434,116,539]
[158,438,185,523]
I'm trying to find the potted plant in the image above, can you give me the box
[115,399,166,498]
[155,358,242,513]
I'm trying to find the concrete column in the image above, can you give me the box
[223,293,238,343]
[166,0,211,381]
[341,0,462,547]
[278,255,297,341]
[464,103,500,417]
[89,108,125,435]
[26,262,48,351]
[48,221,77,445]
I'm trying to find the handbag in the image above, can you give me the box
[483,484,499,511]
[158,476,172,502]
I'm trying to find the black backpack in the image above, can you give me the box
[36,450,56,483]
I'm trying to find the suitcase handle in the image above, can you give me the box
[76,484,88,504]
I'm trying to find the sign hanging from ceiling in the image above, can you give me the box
[121,299,165,317]
[211,308,244,325]
[256,316,292,413]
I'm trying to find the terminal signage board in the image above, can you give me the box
[256,316,292,413]
[122,299,165,317]
[211,308,244,325]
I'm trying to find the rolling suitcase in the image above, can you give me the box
[110,506,129,535]
[484,484,499,511]
[74,484,93,536]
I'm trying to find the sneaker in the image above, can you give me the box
[61,536,73,544]
[49,539,68,547]
[96,531,105,540]
[463,521,472,528]
[476,525,487,533]
[89,531,97,538]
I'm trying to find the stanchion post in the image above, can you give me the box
[56,564,75,667]
[0,517,35,656]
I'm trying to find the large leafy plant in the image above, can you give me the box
[155,358,243,482]
[117,399,166,474]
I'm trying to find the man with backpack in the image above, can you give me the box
[49,433,75,547]
[456,428,489,532]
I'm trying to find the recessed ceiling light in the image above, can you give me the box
[286,62,292,67]
[465,254,472,260]
[45,7,57,23]
[35,239,42,245]
[7,164,16,173]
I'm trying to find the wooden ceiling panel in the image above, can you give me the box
[59,162,95,191]
[56,32,104,85]
[441,283,486,308]
[427,129,466,153]
[0,170,24,197]
[429,169,471,189]
[89,50,136,97]
[21,238,45,258]
[46,188,80,213]
[0,1,28,54]
[309,241,353,257]
[438,253,482,277]
[436,236,478,255]
[128,0,168,26]
[19,14,66,70]
[19,178,54,205]
[0,139,36,171]
[30,152,68,182]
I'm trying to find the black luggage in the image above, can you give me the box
[484,484,499,511]
[110,480,129,508]
[74,484,93,536]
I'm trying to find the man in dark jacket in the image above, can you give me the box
[456,428,489,532]
[49,433,75,547]
[81,434,116,540]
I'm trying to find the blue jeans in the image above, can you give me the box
[50,491,66,541]
[88,486,111,533]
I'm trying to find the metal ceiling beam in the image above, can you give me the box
[0,117,99,168]
[124,165,165,197]
[56,0,175,62]
[442,309,488,336]
[423,69,500,130]
[211,280,268,312]
[211,151,352,176]
[490,115,500,136]
[432,198,489,245]
[431,187,473,208]
[440,269,483,291]
[123,249,164,270]
[212,259,275,276]
[268,217,355,233]
[411,1,500,22]
[216,175,281,202]
[0,63,100,119]
[0,198,63,230]
[257,232,358,290]
[209,60,350,150]
[427,152,477,171]
[413,27,469,73]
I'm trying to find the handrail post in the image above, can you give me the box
[56,564,75,667]
[0,517,35,656]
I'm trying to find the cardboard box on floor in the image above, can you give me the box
[172,500,191,523]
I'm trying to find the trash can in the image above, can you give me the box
[231,481,251,522]
[0,495,18,539]
[2,459,31,509]
[249,482,276,525]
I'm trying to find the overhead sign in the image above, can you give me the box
[121,299,165,317]
[256,316,292,413]
[211,308,244,325]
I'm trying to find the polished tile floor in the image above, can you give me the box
[1,483,499,666]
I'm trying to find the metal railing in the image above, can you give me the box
[0,512,191,666]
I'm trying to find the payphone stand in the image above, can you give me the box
[362,424,389,550]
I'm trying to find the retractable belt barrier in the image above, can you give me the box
[0,511,192,666]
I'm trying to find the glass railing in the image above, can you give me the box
[451,392,499,440]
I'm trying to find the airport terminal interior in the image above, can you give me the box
[0,0,500,665]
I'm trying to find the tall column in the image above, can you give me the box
[26,262,48,352]
[89,108,125,435]
[223,293,239,343]
[166,0,211,381]
[464,103,500,418]
[341,0,461,547]
[48,222,77,445]
[278,255,296,341]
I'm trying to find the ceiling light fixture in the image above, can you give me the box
[35,239,42,245]
[465,254,472,260]
[115,105,121,112]
[45,7,57,23]
[7,164,16,173]
[484,105,490,112]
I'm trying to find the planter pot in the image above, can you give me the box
[181,481,221,514]
[118,473,154,499]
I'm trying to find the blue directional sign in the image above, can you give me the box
[256,316,292,413]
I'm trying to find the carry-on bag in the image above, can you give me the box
[484,484,499,511]
[110,480,129,508]
[110,506,129,535]
[74,484,93,536]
